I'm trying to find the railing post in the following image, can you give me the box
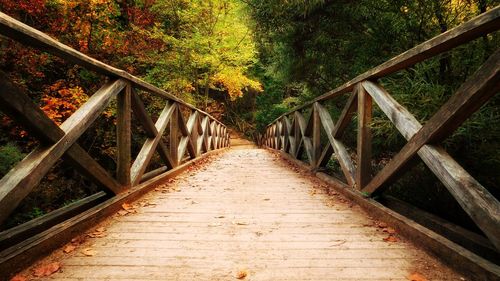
[356,83,372,190]
[312,103,321,168]
[170,103,179,167]
[116,84,132,187]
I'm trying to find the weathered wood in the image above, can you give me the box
[130,102,175,186]
[356,84,372,190]
[169,104,179,167]
[333,91,358,138]
[269,7,500,123]
[130,91,175,169]
[177,110,197,161]
[360,78,500,250]
[381,195,499,263]
[0,192,107,251]
[0,148,229,280]
[0,71,122,196]
[311,105,321,168]
[361,49,499,193]
[315,103,356,186]
[417,144,500,251]
[0,79,126,224]
[116,85,132,187]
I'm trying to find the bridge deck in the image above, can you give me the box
[27,146,461,280]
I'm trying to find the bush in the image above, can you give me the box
[0,143,25,176]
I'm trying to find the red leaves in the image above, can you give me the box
[10,275,27,281]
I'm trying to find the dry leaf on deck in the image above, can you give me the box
[408,273,428,281]
[33,262,61,277]
[10,275,27,281]
[121,203,132,210]
[383,235,398,242]
[63,244,76,253]
[82,248,97,256]
[236,270,248,279]
[117,210,129,216]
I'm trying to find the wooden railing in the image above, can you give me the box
[0,12,230,226]
[262,7,500,251]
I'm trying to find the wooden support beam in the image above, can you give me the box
[177,110,197,162]
[356,84,372,190]
[116,85,131,187]
[0,72,122,197]
[315,103,356,186]
[296,111,314,165]
[130,91,175,169]
[311,105,321,168]
[0,79,126,224]
[130,102,175,186]
[169,104,179,167]
[333,91,358,138]
[359,77,500,250]
[363,49,500,195]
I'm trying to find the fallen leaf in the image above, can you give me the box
[117,210,129,216]
[215,215,225,218]
[95,227,106,232]
[121,203,132,210]
[82,248,97,256]
[63,244,76,253]
[384,227,396,234]
[33,262,61,277]
[236,270,248,279]
[232,221,249,225]
[377,222,388,228]
[10,275,27,281]
[263,198,270,201]
[383,235,398,242]
[71,236,85,245]
[191,200,199,204]
[408,273,428,281]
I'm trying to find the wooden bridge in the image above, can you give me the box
[0,7,499,281]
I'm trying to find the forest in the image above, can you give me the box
[0,0,498,235]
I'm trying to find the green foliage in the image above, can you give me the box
[0,143,25,177]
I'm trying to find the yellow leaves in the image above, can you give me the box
[211,69,263,100]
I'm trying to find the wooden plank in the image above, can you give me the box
[333,91,358,138]
[361,49,499,192]
[0,148,229,280]
[0,79,126,224]
[0,192,106,251]
[360,78,500,250]
[311,105,321,168]
[116,85,132,187]
[278,151,500,280]
[0,71,122,195]
[381,195,499,262]
[176,110,197,161]
[0,12,225,127]
[315,103,356,186]
[130,102,175,186]
[268,7,500,124]
[417,144,500,251]
[356,84,372,190]
[169,104,179,167]
[130,91,175,169]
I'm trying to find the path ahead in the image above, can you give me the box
[29,145,461,281]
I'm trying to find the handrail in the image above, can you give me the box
[261,7,500,252]
[268,6,500,125]
[0,12,230,227]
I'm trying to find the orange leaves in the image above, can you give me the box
[408,273,428,281]
[63,244,76,253]
[82,248,97,257]
[41,81,88,125]
[32,262,61,277]
[235,269,248,279]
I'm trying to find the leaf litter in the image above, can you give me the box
[32,262,61,277]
